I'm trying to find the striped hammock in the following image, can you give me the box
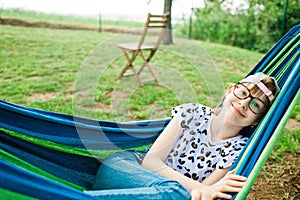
[0,24,299,200]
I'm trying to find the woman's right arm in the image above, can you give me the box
[142,116,246,199]
[142,116,206,192]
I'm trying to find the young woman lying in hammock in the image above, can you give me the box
[85,72,280,200]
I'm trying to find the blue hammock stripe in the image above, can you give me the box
[229,24,300,199]
[0,100,169,149]
[232,25,299,170]
[236,89,300,200]
[0,24,299,200]
[0,159,97,200]
[0,129,100,189]
[250,23,300,75]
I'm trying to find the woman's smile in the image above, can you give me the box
[231,103,245,117]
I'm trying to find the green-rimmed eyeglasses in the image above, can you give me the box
[233,83,267,114]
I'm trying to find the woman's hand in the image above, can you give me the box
[191,170,247,200]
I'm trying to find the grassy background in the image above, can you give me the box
[0,9,299,158]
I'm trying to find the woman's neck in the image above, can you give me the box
[210,110,242,142]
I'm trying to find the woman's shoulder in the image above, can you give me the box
[171,104,214,127]
[172,103,213,116]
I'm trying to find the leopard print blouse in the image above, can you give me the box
[165,103,248,182]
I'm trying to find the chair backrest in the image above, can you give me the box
[138,12,169,49]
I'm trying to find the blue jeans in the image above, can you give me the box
[85,151,190,200]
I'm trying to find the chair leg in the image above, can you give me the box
[118,50,144,85]
[131,66,144,85]
[118,50,134,76]
[139,51,158,82]
[118,49,158,85]
[119,63,130,78]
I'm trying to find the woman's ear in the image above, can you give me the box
[253,113,265,126]
[252,121,259,126]
[222,84,235,103]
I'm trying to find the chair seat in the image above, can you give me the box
[118,43,156,51]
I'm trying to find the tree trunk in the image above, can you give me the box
[163,0,173,44]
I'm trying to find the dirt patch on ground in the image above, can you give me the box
[248,152,300,199]
[28,91,57,101]
[0,17,135,33]
[285,118,300,129]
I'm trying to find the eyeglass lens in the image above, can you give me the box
[234,84,266,114]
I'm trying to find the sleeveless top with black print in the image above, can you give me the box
[165,103,248,182]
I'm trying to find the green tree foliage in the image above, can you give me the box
[181,0,299,52]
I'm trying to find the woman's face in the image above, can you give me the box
[222,84,266,128]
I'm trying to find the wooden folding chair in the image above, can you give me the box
[117,12,169,85]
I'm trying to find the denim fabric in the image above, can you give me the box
[85,151,190,200]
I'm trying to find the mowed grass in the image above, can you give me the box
[0,25,260,119]
[0,22,299,156]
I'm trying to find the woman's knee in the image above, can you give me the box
[92,151,144,190]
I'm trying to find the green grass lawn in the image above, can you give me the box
[0,25,262,118]
[0,14,299,157]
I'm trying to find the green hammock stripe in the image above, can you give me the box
[0,149,85,190]
[0,187,37,200]
[263,44,297,75]
[270,41,300,76]
[0,128,93,157]
[0,129,149,191]
[236,89,300,200]
[275,50,299,82]
[264,42,299,81]
[1,127,149,161]
[0,128,133,159]
[264,33,299,73]
[266,44,298,77]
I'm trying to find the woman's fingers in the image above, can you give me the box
[225,172,247,183]
[203,169,247,199]
[214,192,232,200]
[224,180,246,188]
[212,172,247,198]
[222,184,244,193]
